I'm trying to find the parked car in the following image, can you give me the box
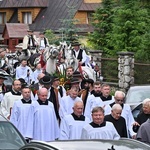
[19,139,150,150]
[125,85,150,120]
[0,115,27,150]
[125,85,150,110]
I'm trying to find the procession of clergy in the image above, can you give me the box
[0,30,149,143]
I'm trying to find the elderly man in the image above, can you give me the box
[132,98,150,132]
[25,88,59,141]
[81,106,120,140]
[104,91,136,138]
[59,101,90,140]
[105,104,128,137]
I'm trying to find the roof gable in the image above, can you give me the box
[0,0,49,8]
[3,23,29,38]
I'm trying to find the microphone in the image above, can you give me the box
[27,69,30,77]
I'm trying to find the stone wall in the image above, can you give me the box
[88,50,135,92]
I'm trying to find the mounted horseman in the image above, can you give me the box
[22,29,39,56]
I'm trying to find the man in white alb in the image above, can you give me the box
[59,101,90,140]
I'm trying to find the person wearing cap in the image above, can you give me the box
[25,88,59,141]
[52,75,66,98]
[0,47,9,74]
[80,78,94,112]
[30,73,45,97]
[1,79,22,119]
[59,86,82,119]
[15,59,33,85]
[65,77,81,96]
[72,41,87,66]
[39,75,60,120]
[63,66,74,91]
[37,32,49,52]
[22,29,38,54]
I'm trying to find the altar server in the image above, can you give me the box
[59,101,90,140]
[10,87,32,137]
[25,88,59,141]
[59,87,82,119]
[81,106,120,140]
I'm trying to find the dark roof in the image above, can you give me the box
[79,3,100,11]
[0,0,49,8]
[30,0,83,32]
[3,23,29,38]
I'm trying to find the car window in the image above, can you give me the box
[0,122,25,149]
[127,89,150,103]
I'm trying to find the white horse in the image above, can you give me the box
[58,41,96,81]
[44,45,60,75]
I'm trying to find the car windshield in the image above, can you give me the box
[0,122,26,150]
[126,88,150,103]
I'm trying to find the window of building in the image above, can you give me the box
[0,12,6,24]
[87,12,94,24]
[22,12,32,24]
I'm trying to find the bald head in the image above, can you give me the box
[111,104,122,120]
[38,88,48,102]
[112,104,122,111]
[114,91,125,104]
[73,101,84,117]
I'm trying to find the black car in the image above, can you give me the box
[0,115,27,150]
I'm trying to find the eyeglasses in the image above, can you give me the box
[116,99,124,102]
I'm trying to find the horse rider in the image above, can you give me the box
[22,29,38,56]
[72,41,87,66]
[0,46,10,74]
[37,32,49,53]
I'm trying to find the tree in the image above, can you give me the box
[107,0,150,61]
[45,29,59,45]
[59,2,81,44]
[88,0,115,53]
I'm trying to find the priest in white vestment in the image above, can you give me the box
[59,101,90,140]
[104,91,136,138]
[15,59,33,85]
[10,87,32,137]
[59,87,82,119]
[81,106,120,140]
[25,88,59,141]
[0,80,22,119]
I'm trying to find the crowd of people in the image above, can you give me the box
[0,30,150,144]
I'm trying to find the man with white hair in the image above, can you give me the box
[104,90,136,138]
[132,98,150,132]
[105,104,128,137]
[59,101,90,140]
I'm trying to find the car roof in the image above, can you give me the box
[30,139,150,150]
[0,114,8,121]
[128,85,150,90]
